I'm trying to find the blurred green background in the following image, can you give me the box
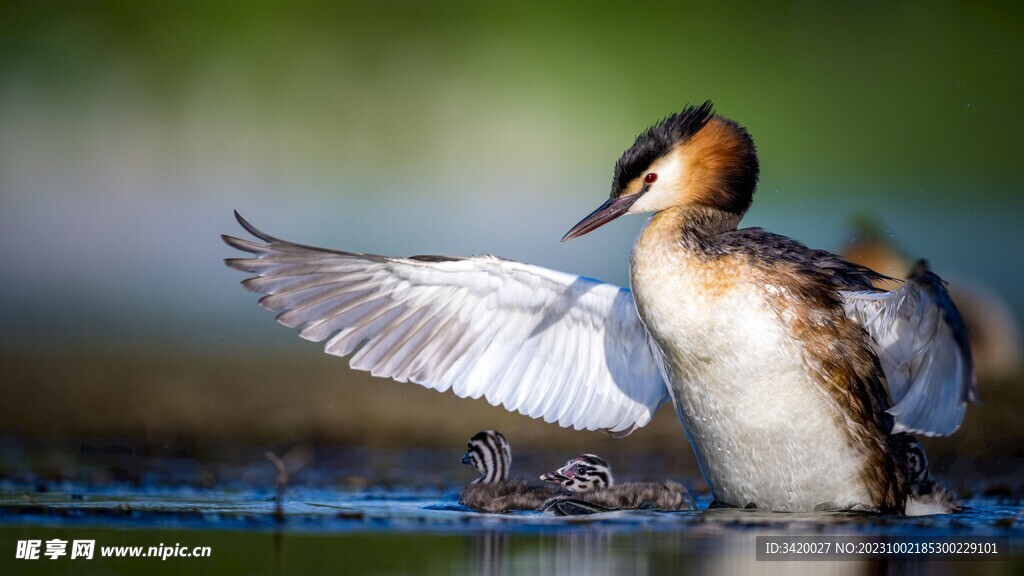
[1,1,1022,485]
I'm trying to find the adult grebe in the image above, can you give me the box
[223,102,975,513]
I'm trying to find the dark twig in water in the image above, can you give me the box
[265,452,287,523]
[265,447,313,524]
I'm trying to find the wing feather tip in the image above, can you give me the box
[234,211,269,241]
[224,258,263,273]
[240,277,269,294]
[221,234,247,251]
[890,419,959,437]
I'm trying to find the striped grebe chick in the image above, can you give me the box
[540,454,696,511]
[458,430,566,513]
[903,437,962,515]
[224,101,977,514]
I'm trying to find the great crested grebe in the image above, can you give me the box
[223,101,976,514]
[458,430,566,513]
[540,454,697,512]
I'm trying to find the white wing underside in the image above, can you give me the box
[843,272,977,437]
[223,214,669,434]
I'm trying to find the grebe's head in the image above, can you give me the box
[562,101,759,241]
[461,430,511,484]
[539,454,614,492]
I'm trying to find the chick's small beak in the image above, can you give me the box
[539,472,566,484]
[461,452,472,465]
[561,194,641,242]
[541,463,577,484]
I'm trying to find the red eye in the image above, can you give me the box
[644,173,658,184]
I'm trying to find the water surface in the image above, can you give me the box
[2,483,1021,575]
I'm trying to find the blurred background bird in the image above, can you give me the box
[842,214,1022,382]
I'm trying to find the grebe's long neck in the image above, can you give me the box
[633,206,741,259]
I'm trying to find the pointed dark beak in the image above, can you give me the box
[461,452,472,465]
[561,194,641,242]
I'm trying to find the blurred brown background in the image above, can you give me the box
[1,1,1022,489]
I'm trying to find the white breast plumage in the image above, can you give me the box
[630,225,873,511]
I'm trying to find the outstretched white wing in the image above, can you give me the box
[843,261,978,437]
[223,212,669,434]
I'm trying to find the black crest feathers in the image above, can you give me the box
[611,101,714,197]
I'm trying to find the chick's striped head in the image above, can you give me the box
[461,430,511,484]
[540,454,614,492]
